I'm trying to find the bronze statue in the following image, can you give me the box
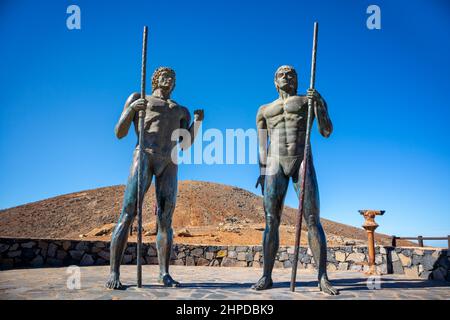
[106,67,204,289]
[253,65,338,295]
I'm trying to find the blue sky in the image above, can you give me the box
[1,1,449,246]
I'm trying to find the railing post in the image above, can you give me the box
[447,235,450,257]
[418,236,424,247]
[391,235,397,247]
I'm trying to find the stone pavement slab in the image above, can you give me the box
[0,265,448,300]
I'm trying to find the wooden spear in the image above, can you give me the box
[290,22,319,292]
[137,25,148,288]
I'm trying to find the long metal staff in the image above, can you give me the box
[290,22,319,292]
[137,25,148,288]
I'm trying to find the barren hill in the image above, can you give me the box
[0,181,407,246]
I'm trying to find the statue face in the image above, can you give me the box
[275,68,297,93]
[157,71,175,92]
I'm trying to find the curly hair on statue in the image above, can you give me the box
[151,67,176,93]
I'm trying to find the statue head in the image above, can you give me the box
[152,67,176,94]
[274,65,297,94]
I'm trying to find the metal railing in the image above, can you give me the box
[391,235,450,251]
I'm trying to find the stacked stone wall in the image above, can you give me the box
[1,237,448,281]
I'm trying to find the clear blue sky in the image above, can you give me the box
[1,1,449,246]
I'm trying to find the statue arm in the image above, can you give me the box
[114,92,140,139]
[180,107,203,150]
[256,106,268,174]
[255,106,268,194]
[314,92,333,138]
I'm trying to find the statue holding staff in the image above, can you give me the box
[106,63,204,289]
[254,25,338,294]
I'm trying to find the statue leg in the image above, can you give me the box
[106,150,152,289]
[155,161,179,287]
[253,166,289,290]
[293,160,339,295]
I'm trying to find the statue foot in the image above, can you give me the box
[105,272,124,290]
[252,276,273,291]
[318,276,339,295]
[159,274,180,287]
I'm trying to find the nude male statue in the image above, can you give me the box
[106,67,204,289]
[253,65,338,295]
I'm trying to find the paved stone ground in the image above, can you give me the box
[0,265,448,300]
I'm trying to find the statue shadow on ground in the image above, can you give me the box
[123,282,255,290]
[120,281,324,290]
[118,278,449,292]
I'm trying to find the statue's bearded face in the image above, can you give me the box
[275,68,297,93]
[157,71,175,92]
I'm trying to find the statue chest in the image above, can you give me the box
[265,101,308,129]
[143,104,182,128]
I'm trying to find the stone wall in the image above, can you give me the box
[0,237,448,281]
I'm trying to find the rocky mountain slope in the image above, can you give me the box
[0,181,409,246]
